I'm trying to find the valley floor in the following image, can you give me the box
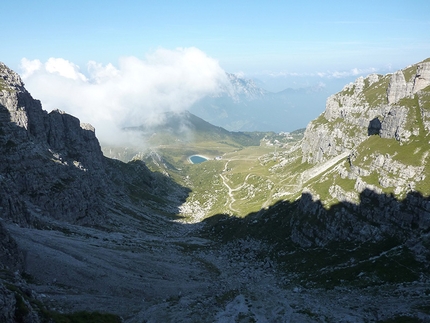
[5,212,430,322]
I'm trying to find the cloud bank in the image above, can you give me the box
[264,67,379,79]
[20,48,229,145]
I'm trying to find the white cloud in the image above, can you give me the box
[259,67,379,79]
[45,58,87,81]
[323,67,378,79]
[20,58,42,79]
[87,61,119,83]
[19,47,229,145]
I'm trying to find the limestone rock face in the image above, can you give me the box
[0,223,28,323]
[0,63,48,140]
[379,105,409,140]
[386,61,430,104]
[0,62,179,226]
[301,59,430,164]
[290,188,430,247]
[294,59,430,247]
[0,223,24,271]
[301,76,385,164]
[413,61,430,93]
[46,109,104,169]
[387,70,409,104]
[0,63,106,225]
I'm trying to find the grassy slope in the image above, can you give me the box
[150,138,304,218]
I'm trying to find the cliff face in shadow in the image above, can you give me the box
[0,62,192,322]
[292,189,430,247]
[202,187,430,291]
[205,188,430,244]
[0,62,189,227]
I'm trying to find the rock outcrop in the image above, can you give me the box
[414,61,430,92]
[0,221,40,323]
[387,70,410,104]
[0,62,105,224]
[301,58,430,164]
[0,283,16,323]
[290,58,430,248]
[0,62,186,227]
[0,61,191,322]
[290,188,430,248]
[0,223,24,272]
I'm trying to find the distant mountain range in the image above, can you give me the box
[125,110,267,146]
[189,72,330,132]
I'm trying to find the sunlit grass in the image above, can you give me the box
[363,74,390,106]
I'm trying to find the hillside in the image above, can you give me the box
[123,110,267,146]
[0,62,191,322]
[1,59,430,322]
[301,58,430,203]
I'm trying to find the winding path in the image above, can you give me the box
[219,161,252,214]
[219,151,350,214]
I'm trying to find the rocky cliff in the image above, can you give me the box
[271,58,430,254]
[0,62,191,322]
[296,58,430,206]
[0,62,186,227]
[0,62,105,225]
[301,58,430,164]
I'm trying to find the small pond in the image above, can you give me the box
[189,155,208,164]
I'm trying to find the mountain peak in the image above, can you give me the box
[225,72,268,100]
[0,61,24,89]
[387,59,430,104]
[302,58,430,165]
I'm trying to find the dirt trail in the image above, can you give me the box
[220,160,253,214]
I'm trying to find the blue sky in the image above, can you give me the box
[3,1,429,79]
[1,1,430,137]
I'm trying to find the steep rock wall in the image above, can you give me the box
[0,62,181,226]
[301,59,430,164]
[293,59,430,247]
[0,63,109,225]
[290,189,430,247]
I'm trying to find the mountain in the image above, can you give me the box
[0,62,186,226]
[0,62,190,321]
[275,57,430,250]
[123,110,268,146]
[225,73,268,100]
[203,58,430,320]
[301,58,430,198]
[1,59,430,322]
[101,110,275,166]
[189,73,329,132]
[184,58,430,321]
